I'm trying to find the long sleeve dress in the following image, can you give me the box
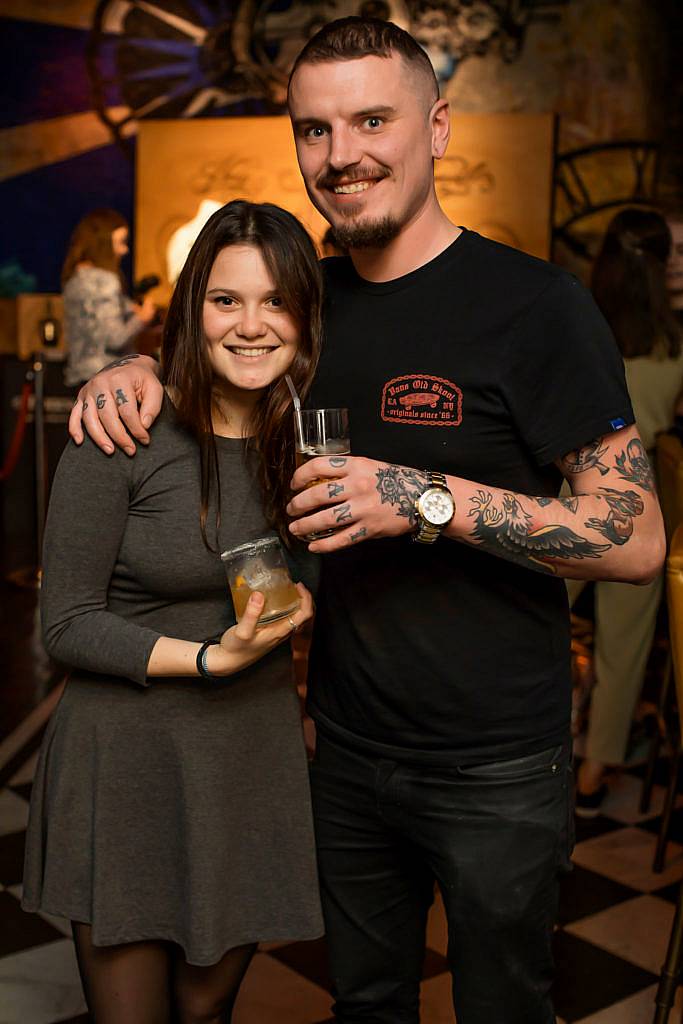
[63,266,145,386]
[22,397,323,964]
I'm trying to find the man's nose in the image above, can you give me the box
[328,127,363,171]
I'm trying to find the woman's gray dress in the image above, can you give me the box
[22,400,323,965]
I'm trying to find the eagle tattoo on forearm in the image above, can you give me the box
[468,491,610,573]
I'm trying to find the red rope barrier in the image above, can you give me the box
[0,379,33,482]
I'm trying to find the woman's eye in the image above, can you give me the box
[268,296,283,308]
[215,296,234,307]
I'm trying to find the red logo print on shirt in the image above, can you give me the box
[381,374,463,427]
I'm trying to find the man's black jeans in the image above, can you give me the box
[309,733,574,1024]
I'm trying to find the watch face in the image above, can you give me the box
[420,488,454,526]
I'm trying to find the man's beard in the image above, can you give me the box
[330,215,402,251]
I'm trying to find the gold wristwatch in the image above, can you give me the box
[413,471,455,544]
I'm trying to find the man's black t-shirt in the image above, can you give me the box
[306,229,634,765]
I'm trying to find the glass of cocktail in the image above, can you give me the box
[221,537,300,625]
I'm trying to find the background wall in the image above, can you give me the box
[0,0,681,294]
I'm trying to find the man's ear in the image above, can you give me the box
[431,98,451,160]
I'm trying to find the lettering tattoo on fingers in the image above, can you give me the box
[561,439,610,477]
[350,528,367,543]
[115,389,128,407]
[96,393,106,410]
[82,401,88,412]
[329,456,347,468]
[334,502,353,524]
[376,465,431,525]
[614,438,654,493]
[328,481,344,498]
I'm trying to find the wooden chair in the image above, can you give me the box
[641,432,683,822]
[653,523,683,1023]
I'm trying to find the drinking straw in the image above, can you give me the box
[285,374,305,451]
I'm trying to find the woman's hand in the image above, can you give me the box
[207,582,314,676]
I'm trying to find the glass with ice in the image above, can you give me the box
[221,537,300,625]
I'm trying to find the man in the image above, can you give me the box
[70,18,665,1024]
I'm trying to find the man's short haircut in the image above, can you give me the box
[289,16,439,105]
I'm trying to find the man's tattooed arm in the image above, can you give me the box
[467,490,610,574]
[560,438,611,477]
[614,438,655,493]
[375,465,431,526]
[100,353,142,373]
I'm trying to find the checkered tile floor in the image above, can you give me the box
[0,694,681,1023]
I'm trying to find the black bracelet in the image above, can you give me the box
[196,639,220,680]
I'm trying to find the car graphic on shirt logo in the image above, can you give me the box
[399,392,440,410]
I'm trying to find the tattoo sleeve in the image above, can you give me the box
[467,490,610,574]
[375,465,431,525]
[102,354,141,372]
[584,487,644,545]
[614,438,654,493]
[560,439,610,477]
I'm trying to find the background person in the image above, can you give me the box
[572,207,683,814]
[23,201,323,1023]
[61,208,157,387]
[67,19,665,1024]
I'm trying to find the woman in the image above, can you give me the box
[573,207,683,815]
[62,208,157,387]
[23,201,324,1021]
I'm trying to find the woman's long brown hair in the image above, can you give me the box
[591,207,681,360]
[162,200,323,548]
[61,208,128,286]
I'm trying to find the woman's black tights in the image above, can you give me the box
[72,922,257,1024]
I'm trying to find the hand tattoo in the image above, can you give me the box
[376,465,431,525]
[115,389,128,407]
[614,439,654,493]
[102,354,141,372]
[328,481,344,498]
[584,487,644,545]
[82,401,88,412]
[334,502,353,524]
[561,439,610,477]
[96,393,106,410]
[329,456,348,468]
[350,528,367,543]
[468,490,609,573]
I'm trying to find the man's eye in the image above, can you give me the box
[365,117,383,129]
[305,126,327,139]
